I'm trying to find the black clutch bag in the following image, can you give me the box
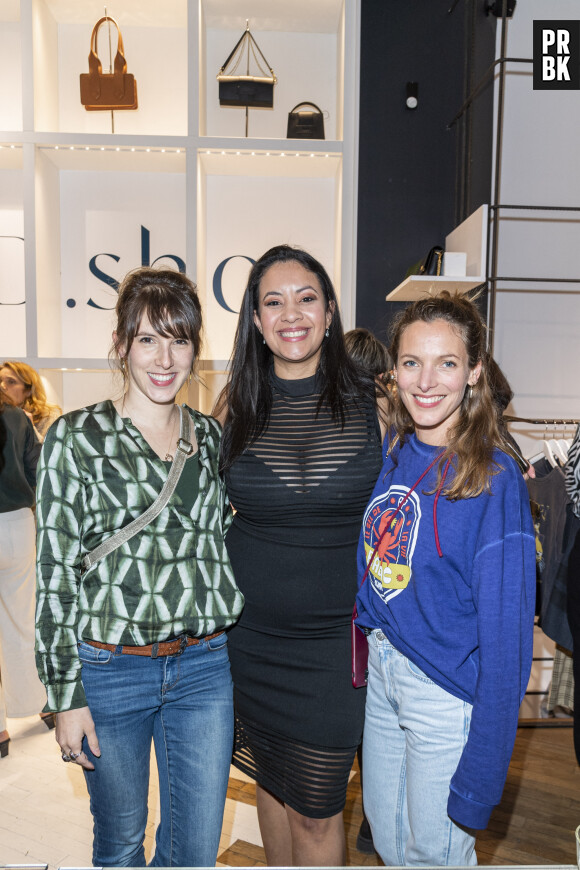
[287,102,325,139]
[404,245,444,280]
[217,25,276,108]
[218,77,275,108]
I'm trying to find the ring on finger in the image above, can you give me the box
[61,752,72,762]
[69,751,80,760]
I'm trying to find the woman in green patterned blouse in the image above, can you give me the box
[35,267,244,868]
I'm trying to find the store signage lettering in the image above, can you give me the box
[533,20,580,89]
[77,228,253,316]
[212,255,256,313]
[73,226,187,310]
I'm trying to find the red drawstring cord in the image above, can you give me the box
[360,449,445,590]
[433,456,452,558]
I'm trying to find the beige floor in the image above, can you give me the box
[0,714,262,869]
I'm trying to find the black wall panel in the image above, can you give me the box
[355,0,496,340]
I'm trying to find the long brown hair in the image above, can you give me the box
[0,361,61,427]
[388,292,504,500]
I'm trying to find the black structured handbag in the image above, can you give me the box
[287,102,325,139]
[217,25,276,108]
[404,245,444,280]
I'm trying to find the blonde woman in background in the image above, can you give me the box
[0,361,61,441]
[0,392,50,759]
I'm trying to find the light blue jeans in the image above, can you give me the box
[363,629,477,867]
[78,632,233,868]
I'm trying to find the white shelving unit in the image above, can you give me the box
[386,205,488,303]
[0,0,360,415]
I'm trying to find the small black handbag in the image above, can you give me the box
[287,102,325,139]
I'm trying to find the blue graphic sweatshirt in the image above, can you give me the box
[356,433,536,830]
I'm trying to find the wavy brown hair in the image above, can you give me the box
[0,361,61,427]
[110,267,202,384]
[388,291,505,500]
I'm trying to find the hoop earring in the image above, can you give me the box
[468,386,473,400]
[120,358,126,373]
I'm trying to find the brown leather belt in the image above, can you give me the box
[85,631,223,658]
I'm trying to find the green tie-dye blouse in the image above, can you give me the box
[35,400,243,712]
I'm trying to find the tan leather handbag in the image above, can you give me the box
[80,16,138,111]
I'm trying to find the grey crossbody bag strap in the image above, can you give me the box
[81,405,193,572]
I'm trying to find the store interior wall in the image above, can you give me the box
[490,0,580,456]
[355,0,496,342]
[356,0,580,457]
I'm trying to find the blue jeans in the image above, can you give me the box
[78,633,233,868]
[363,630,477,867]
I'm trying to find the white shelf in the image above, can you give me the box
[386,206,488,303]
[386,275,486,302]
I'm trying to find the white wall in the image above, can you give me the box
[493,2,580,458]
[59,169,186,358]
[0,22,22,130]
[203,172,337,360]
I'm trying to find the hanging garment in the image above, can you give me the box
[527,459,572,649]
[565,423,580,519]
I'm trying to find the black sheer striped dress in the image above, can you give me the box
[225,369,383,818]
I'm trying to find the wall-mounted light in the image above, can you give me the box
[406,82,418,110]
[486,0,516,17]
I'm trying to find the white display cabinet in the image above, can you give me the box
[0,0,360,414]
[34,144,187,361]
[0,2,23,132]
[32,0,188,136]
[0,145,26,357]
[201,0,345,141]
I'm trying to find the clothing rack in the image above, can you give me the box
[509,413,577,728]
[504,416,580,426]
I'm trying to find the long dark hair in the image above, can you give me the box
[219,245,378,471]
[389,291,504,499]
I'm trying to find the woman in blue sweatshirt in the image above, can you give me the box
[356,292,535,866]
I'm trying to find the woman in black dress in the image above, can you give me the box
[217,245,386,865]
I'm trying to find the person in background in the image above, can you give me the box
[0,391,47,759]
[216,245,387,866]
[35,267,244,867]
[0,361,61,441]
[356,291,536,866]
[344,327,393,392]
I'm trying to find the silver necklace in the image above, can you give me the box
[164,407,178,461]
